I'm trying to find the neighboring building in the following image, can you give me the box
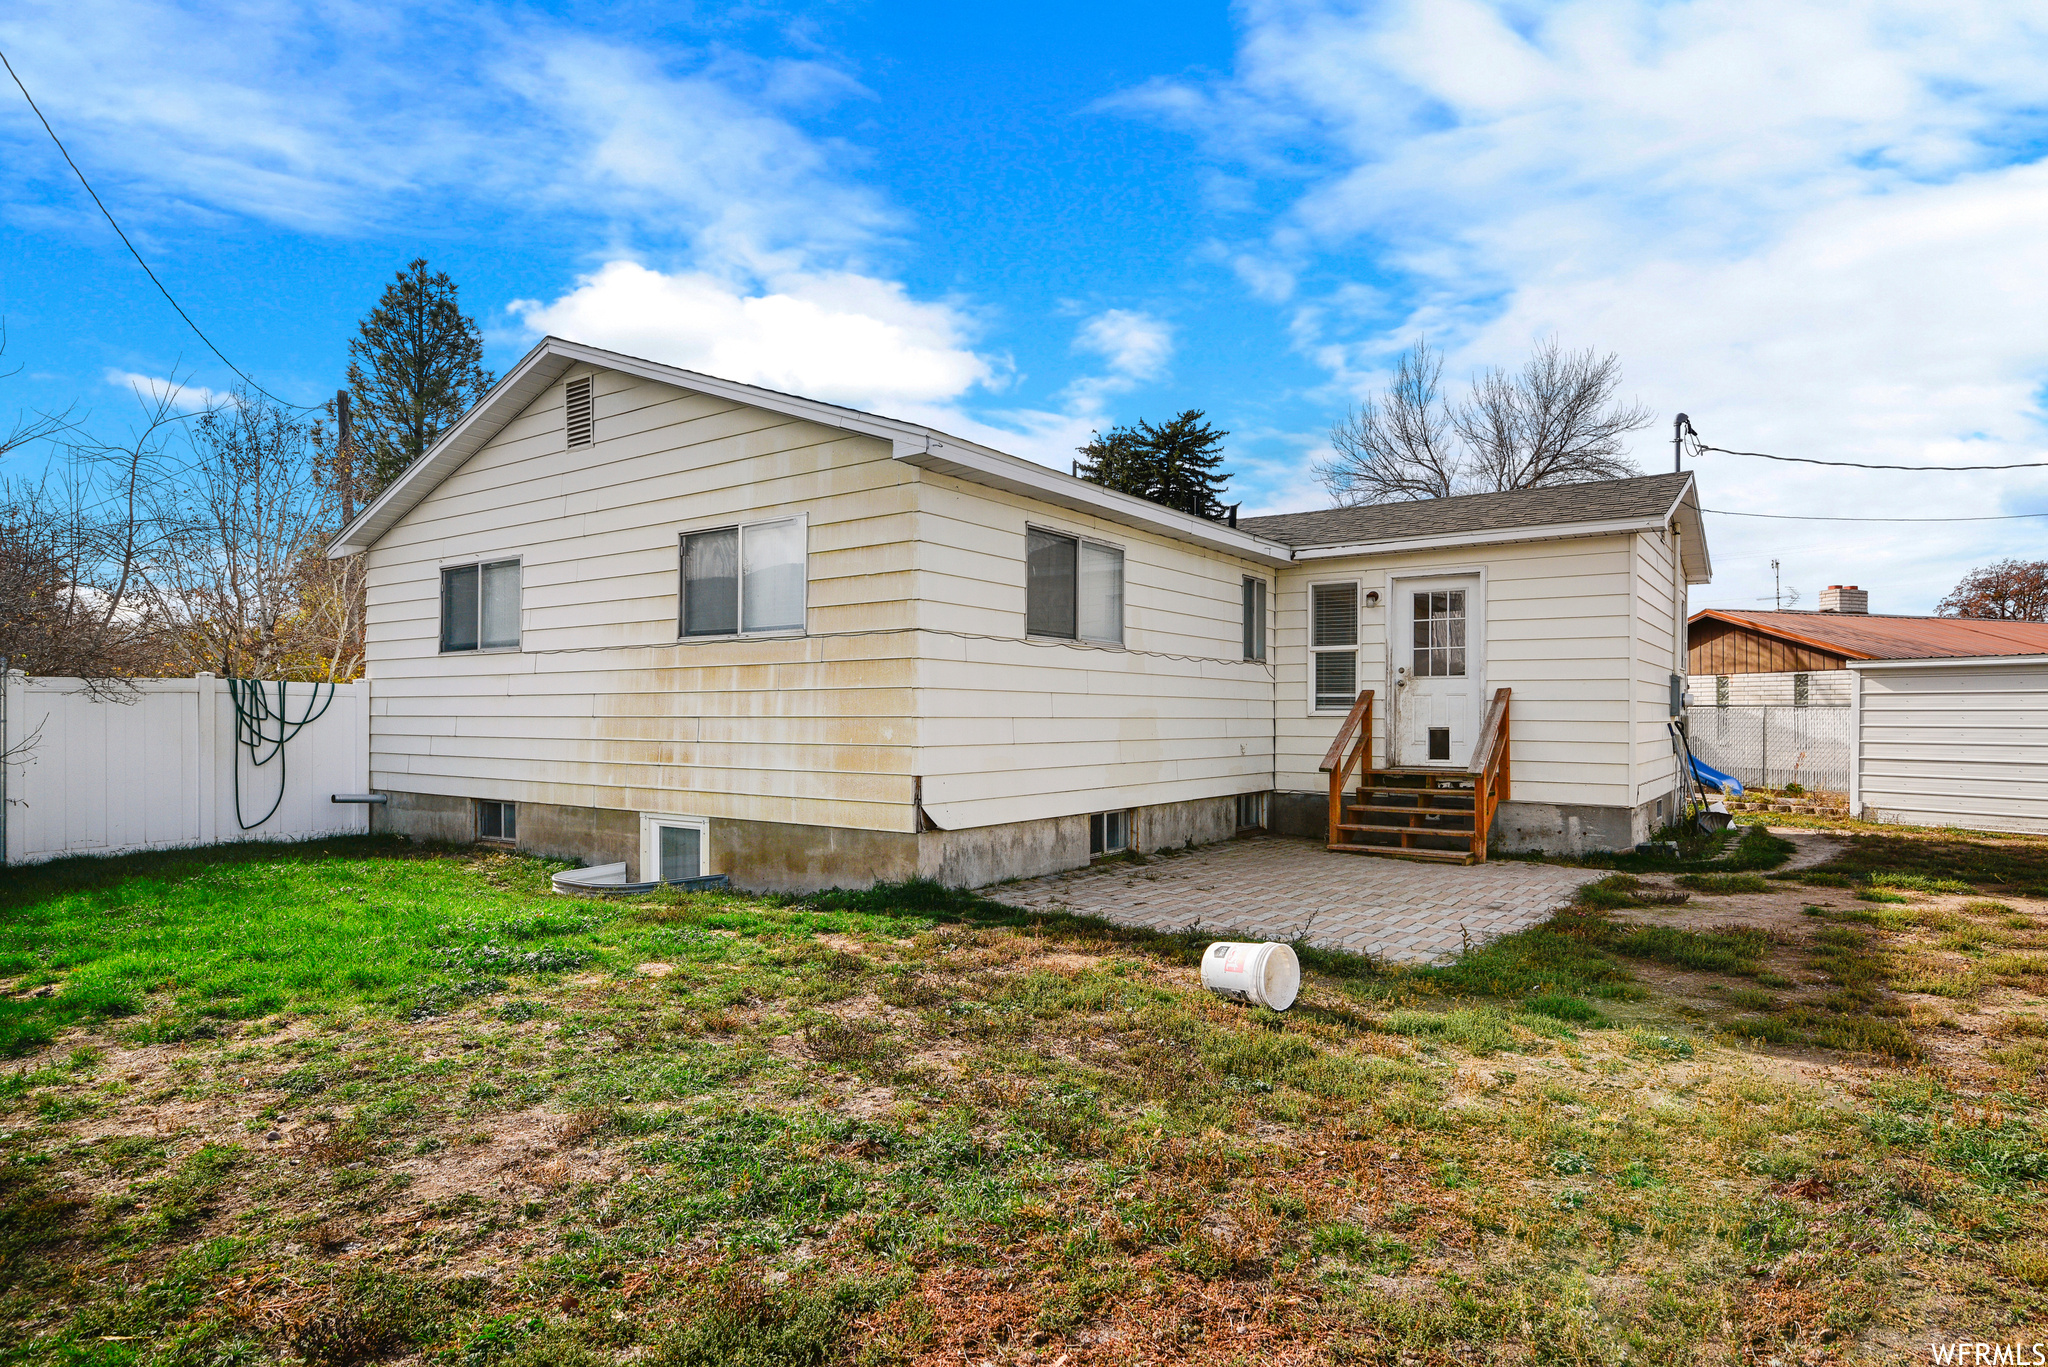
[1686,594,2048,802]
[329,336,1710,891]
[1852,655,2048,834]
[1688,595,2048,701]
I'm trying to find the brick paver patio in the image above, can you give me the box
[990,835,1598,964]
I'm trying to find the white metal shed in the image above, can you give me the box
[1849,653,2048,834]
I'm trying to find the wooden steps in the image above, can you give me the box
[1320,689,1512,865]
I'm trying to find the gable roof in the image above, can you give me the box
[327,336,1297,568]
[1238,471,1708,580]
[328,337,1710,581]
[1688,608,2048,661]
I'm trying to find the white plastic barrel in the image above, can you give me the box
[1200,941,1301,1011]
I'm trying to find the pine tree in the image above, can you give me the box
[1074,423,1154,500]
[345,259,495,491]
[1075,410,1233,518]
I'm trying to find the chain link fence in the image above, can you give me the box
[1683,704,1850,793]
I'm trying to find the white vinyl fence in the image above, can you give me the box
[2,673,370,864]
[1685,703,1851,793]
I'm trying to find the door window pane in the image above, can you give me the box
[681,527,740,636]
[742,518,806,632]
[1027,529,1078,638]
[1077,541,1123,643]
[441,565,479,652]
[658,824,701,881]
[1412,589,1467,677]
[480,560,521,648]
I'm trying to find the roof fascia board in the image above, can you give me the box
[329,336,1295,568]
[1662,476,1712,583]
[1848,652,2048,670]
[1289,515,1665,562]
[892,438,1294,567]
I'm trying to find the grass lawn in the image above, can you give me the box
[2,833,2047,1365]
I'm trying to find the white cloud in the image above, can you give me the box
[1124,0,2048,610]
[509,261,997,411]
[0,0,886,261]
[1072,309,1174,384]
[103,369,232,412]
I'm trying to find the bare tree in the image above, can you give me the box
[1320,336,1651,504]
[147,389,337,679]
[0,378,190,691]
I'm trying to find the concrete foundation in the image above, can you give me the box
[369,788,1245,893]
[1266,788,1668,856]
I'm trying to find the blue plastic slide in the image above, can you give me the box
[1687,756,1745,797]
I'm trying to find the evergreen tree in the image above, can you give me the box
[345,259,495,490]
[1136,409,1231,517]
[1078,410,1232,517]
[1074,423,1153,499]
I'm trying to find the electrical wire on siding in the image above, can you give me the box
[505,625,1278,672]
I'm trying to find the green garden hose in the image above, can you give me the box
[226,678,336,830]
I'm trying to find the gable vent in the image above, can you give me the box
[565,375,594,448]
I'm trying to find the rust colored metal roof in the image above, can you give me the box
[1689,608,2048,660]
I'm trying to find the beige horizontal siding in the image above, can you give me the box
[907,472,1275,831]
[366,369,924,831]
[1857,664,2048,833]
[1275,535,1638,807]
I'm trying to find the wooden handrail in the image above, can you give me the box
[1464,687,1511,862]
[1323,690,1374,850]
[1467,687,1512,777]
[1318,689,1375,773]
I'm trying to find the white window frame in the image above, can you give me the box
[1242,576,1268,662]
[1309,578,1362,714]
[439,556,522,654]
[1025,524,1125,646]
[677,513,809,640]
[639,812,711,883]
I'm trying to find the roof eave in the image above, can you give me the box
[1663,474,1712,583]
[1849,652,2048,668]
[1288,513,1670,562]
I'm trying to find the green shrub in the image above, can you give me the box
[1523,993,1604,1025]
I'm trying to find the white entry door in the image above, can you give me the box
[1394,576,1482,767]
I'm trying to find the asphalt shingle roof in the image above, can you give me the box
[1238,472,1695,548]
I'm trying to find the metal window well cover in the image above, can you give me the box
[551,863,731,897]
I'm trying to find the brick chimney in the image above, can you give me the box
[1818,585,1868,614]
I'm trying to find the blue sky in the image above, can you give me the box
[5,0,2048,613]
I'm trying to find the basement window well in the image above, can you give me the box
[476,799,517,844]
[639,813,709,883]
[1089,810,1131,856]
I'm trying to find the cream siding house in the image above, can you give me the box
[331,337,1710,890]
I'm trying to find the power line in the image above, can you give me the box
[0,45,296,408]
[1688,434,2048,472]
[1704,507,2048,523]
